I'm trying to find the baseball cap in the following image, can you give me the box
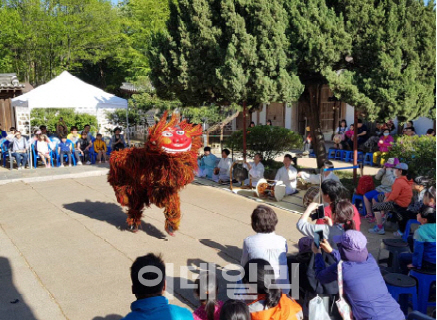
[384,158,399,168]
[333,230,368,263]
[394,163,408,170]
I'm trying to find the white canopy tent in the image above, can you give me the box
[11,71,129,169]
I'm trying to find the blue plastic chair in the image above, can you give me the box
[343,150,353,162]
[335,149,345,160]
[1,140,10,167]
[384,273,418,316]
[348,151,364,163]
[409,269,436,314]
[407,311,435,320]
[403,220,421,242]
[352,193,367,216]
[364,152,374,166]
[328,148,336,160]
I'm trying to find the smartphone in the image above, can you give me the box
[311,204,325,221]
[313,230,324,248]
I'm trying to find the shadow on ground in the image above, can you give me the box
[199,239,242,264]
[63,200,167,240]
[92,314,123,320]
[0,257,38,320]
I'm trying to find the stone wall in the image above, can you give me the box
[14,107,30,134]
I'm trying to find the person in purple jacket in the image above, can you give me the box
[312,230,404,320]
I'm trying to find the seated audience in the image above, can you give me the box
[356,119,368,147]
[193,271,223,320]
[242,259,303,320]
[426,128,435,136]
[315,180,361,231]
[249,121,255,128]
[402,120,414,134]
[93,133,107,163]
[197,147,218,179]
[111,127,126,151]
[77,132,92,165]
[369,163,413,235]
[212,149,233,183]
[243,153,265,187]
[372,128,393,166]
[266,119,272,126]
[67,126,81,145]
[241,205,290,295]
[313,230,405,320]
[297,199,356,250]
[28,130,41,146]
[386,120,396,134]
[36,134,51,168]
[58,136,73,167]
[275,154,298,195]
[399,206,436,274]
[122,253,193,320]
[11,131,29,170]
[297,160,340,184]
[0,123,6,138]
[333,119,347,149]
[363,158,397,220]
[219,300,250,320]
[344,124,354,149]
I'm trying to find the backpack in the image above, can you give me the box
[356,175,374,195]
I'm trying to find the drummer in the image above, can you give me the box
[275,154,298,195]
[243,153,265,187]
[297,160,341,184]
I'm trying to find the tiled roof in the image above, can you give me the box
[0,73,24,90]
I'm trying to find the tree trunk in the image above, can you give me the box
[304,83,326,168]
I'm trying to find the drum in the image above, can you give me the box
[232,163,248,182]
[256,179,286,202]
[303,186,320,208]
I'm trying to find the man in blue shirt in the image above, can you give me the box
[122,253,193,320]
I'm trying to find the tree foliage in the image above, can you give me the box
[225,125,302,161]
[30,108,97,133]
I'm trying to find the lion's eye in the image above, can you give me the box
[176,130,185,135]
[162,131,173,137]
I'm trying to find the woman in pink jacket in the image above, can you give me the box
[373,128,394,166]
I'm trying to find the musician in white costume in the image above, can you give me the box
[243,153,265,187]
[275,154,298,195]
[212,149,233,183]
[297,160,341,184]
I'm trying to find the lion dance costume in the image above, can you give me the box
[108,112,202,236]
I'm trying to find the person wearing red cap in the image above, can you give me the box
[313,230,404,320]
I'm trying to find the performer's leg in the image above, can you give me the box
[163,193,181,236]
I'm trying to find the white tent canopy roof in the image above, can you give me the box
[11,71,127,110]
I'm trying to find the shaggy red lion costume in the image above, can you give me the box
[108,112,202,236]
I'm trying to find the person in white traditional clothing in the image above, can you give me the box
[297,160,341,184]
[243,153,265,187]
[212,149,233,183]
[275,154,298,195]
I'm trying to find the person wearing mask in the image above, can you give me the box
[369,163,413,235]
[372,128,394,166]
[11,131,29,170]
[122,253,193,320]
[275,154,298,195]
[243,153,265,187]
[212,149,233,183]
[297,160,341,184]
[197,147,218,179]
[363,158,397,221]
[297,199,356,250]
[241,205,290,295]
[242,259,303,320]
[313,230,405,320]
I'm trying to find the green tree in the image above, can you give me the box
[30,108,98,133]
[149,0,303,158]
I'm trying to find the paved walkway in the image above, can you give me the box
[0,175,388,320]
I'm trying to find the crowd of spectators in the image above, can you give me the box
[0,118,127,169]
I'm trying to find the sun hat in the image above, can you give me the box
[384,158,399,168]
[333,230,368,263]
[394,163,408,171]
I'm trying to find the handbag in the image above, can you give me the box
[335,261,353,320]
[309,295,331,320]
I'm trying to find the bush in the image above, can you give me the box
[385,135,436,181]
[30,108,98,133]
[225,125,302,161]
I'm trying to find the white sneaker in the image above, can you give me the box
[69,164,72,167]
[77,161,83,166]
[17,167,21,170]
[86,161,91,165]
[60,164,65,168]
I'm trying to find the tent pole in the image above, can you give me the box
[28,109,33,169]
[126,106,130,146]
